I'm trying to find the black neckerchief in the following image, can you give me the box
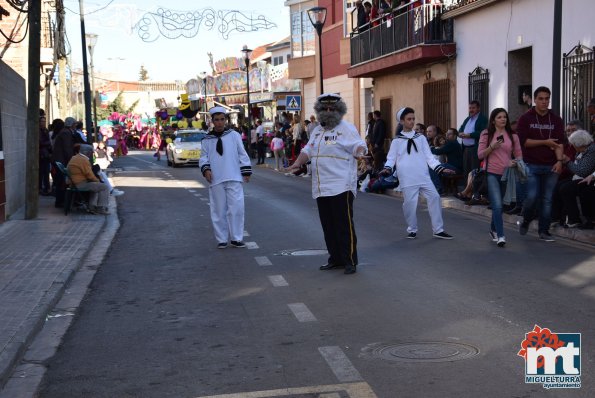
[397,131,421,154]
[210,129,226,155]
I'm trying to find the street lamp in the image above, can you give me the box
[198,71,208,117]
[241,45,253,128]
[86,33,98,142]
[308,6,327,95]
[79,0,93,142]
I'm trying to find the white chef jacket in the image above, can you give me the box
[301,120,367,199]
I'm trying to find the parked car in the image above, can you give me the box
[166,129,207,167]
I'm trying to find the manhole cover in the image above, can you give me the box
[361,342,480,363]
[276,249,328,256]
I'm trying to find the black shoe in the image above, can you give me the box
[344,265,357,275]
[519,219,530,235]
[433,231,454,240]
[319,263,343,270]
[230,240,246,248]
[539,231,555,242]
[407,232,417,239]
[506,206,522,215]
[217,242,228,249]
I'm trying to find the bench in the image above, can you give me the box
[55,162,91,215]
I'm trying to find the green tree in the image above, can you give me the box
[96,91,140,121]
[139,65,149,81]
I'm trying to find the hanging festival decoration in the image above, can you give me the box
[133,7,277,42]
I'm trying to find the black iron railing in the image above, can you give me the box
[350,3,453,66]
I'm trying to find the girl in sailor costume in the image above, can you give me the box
[288,94,368,274]
[199,107,252,248]
[382,107,454,240]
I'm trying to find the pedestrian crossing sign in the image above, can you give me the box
[286,95,302,111]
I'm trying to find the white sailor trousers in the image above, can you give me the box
[209,181,245,243]
[402,181,444,234]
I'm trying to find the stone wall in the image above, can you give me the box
[0,60,27,221]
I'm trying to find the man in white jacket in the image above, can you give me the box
[382,107,454,240]
[289,94,368,274]
[199,107,252,249]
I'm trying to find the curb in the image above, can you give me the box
[383,189,595,246]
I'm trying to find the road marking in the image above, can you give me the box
[244,230,250,236]
[188,189,197,193]
[194,194,201,197]
[318,346,363,383]
[200,198,208,201]
[288,303,317,322]
[194,382,378,397]
[255,256,272,266]
[245,241,259,249]
[268,275,288,287]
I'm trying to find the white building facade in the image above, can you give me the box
[447,0,594,127]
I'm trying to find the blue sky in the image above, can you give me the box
[64,0,290,82]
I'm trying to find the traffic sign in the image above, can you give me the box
[286,95,302,111]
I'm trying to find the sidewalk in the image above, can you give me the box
[257,158,595,246]
[0,194,117,393]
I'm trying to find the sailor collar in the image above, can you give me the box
[396,131,422,154]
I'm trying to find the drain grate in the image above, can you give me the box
[361,341,480,363]
[276,249,328,256]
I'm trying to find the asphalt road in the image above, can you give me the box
[38,150,594,398]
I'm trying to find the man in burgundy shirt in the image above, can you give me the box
[516,86,565,241]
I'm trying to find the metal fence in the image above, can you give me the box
[562,43,594,132]
[468,66,490,117]
[350,4,453,66]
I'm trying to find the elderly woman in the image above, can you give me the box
[559,130,595,228]
[288,93,368,275]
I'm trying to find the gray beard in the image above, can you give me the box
[318,111,342,130]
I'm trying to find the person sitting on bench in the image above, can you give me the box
[67,144,110,215]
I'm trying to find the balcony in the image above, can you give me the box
[348,3,455,78]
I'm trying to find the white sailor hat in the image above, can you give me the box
[396,107,406,122]
[209,106,227,116]
[317,93,342,104]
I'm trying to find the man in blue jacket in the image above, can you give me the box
[459,100,488,177]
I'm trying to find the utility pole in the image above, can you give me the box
[551,0,562,115]
[79,0,93,142]
[25,0,42,219]
[56,0,68,118]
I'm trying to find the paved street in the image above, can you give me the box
[12,151,595,397]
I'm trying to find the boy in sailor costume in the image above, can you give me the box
[199,107,252,248]
[288,94,368,274]
[382,107,455,240]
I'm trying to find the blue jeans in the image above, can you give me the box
[487,173,505,237]
[522,164,559,233]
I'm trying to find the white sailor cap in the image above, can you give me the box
[209,106,227,116]
[396,107,406,122]
[317,93,342,105]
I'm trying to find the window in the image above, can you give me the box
[423,79,451,131]
[468,67,489,117]
[563,43,595,133]
[290,9,315,58]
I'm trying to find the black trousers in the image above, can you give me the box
[257,141,266,164]
[462,144,479,177]
[316,191,358,267]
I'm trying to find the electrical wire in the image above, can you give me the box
[63,0,116,16]
[0,5,28,45]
